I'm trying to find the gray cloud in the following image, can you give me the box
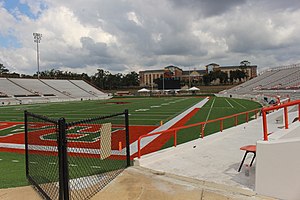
[170,0,247,17]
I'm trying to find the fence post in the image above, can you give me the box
[201,124,205,138]
[262,110,268,141]
[246,112,249,122]
[58,118,69,200]
[24,111,29,178]
[299,104,300,121]
[125,109,131,167]
[174,130,177,147]
[284,107,289,129]
[220,120,223,132]
[235,116,238,126]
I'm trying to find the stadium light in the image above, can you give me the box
[33,32,42,79]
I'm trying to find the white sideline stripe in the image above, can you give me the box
[225,98,234,108]
[203,98,215,130]
[0,142,126,155]
[128,97,210,155]
[231,98,246,109]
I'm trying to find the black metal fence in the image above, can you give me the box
[25,110,130,200]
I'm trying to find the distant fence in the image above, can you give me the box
[25,110,130,200]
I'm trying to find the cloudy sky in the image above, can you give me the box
[1,0,300,75]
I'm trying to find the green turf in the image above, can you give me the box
[0,97,203,125]
[0,152,27,188]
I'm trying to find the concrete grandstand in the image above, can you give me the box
[219,63,300,102]
[0,78,109,105]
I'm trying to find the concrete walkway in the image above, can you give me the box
[0,167,275,200]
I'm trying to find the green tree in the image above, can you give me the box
[240,60,251,66]
[122,71,139,86]
[0,63,9,75]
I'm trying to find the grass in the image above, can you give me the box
[0,152,27,188]
[0,96,262,189]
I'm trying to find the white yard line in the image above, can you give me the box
[231,98,246,109]
[203,98,215,130]
[225,98,234,108]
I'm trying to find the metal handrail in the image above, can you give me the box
[137,108,261,158]
[262,99,300,141]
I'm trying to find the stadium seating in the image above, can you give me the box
[0,78,109,105]
[0,78,34,97]
[220,63,300,101]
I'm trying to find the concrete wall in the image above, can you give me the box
[256,137,300,200]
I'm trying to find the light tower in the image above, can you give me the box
[33,33,42,79]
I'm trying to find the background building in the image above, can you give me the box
[139,62,257,87]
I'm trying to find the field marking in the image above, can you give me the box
[91,166,101,169]
[203,98,216,130]
[135,109,149,112]
[231,98,246,109]
[225,98,234,108]
[12,160,19,163]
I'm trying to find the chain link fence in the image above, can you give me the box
[25,110,130,200]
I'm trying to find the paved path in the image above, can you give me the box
[0,167,275,200]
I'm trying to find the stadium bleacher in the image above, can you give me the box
[0,78,109,105]
[219,63,300,102]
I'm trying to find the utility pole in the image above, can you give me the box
[33,33,42,79]
[189,67,191,88]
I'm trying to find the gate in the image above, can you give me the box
[25,110,130,200]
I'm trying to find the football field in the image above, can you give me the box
[0,96,261,188]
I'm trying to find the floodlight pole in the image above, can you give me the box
[33,33,42,79]
[189,67,191,88]
[162,72,165,93]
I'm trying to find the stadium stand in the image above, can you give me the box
[0,78,109,105]
[68,80,106,96]
[0,78,34,97]
[11,78,69,98]
[219,63,300,102]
